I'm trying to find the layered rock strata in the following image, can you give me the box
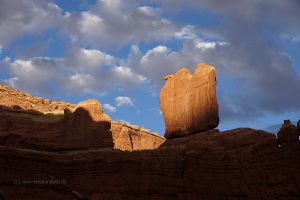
[160,64,219,138]
[0,84,164,151]
[0,99,112,151]
[0,127,299,200]
[111,122,165,151]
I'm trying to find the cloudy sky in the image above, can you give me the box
[0,0,300,134]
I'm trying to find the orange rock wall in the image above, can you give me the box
[160,64,219,138]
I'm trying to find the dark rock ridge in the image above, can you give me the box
[0,62,299,200]
[0,127,299,200]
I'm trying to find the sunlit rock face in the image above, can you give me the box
[160,64,219,138]
[0,84,164,151]
[111,121,165,151]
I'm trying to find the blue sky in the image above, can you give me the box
[0,0,300,135]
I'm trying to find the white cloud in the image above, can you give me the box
[74,48,114,69]
[112,66,147,84]
[64,73,96,94]
[137,6,161,17]
[2,47,147,95]
[115,96,134,107]
[79,12,103,34]
[103,103,117,113]
[62,0,177,49]
[0,0,62,47]
[175,25,198,40]
[196,41,226,49]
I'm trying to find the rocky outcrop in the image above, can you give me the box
[160,64,219,138]
[277,120,300,146]
[0,84,164,151]
[0,127,299,200]
[111,122,165,151]
[0,99,113,151]
[0,77,299,200]
[0,84,75,112]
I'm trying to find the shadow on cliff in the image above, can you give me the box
[0,105,114,151]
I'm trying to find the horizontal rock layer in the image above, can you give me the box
[111,122,165,151]
[0,128,299,200]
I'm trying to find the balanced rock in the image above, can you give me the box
[160,63,219,138]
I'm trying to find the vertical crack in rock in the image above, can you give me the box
[160,63,219,138]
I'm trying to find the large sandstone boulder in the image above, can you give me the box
[160,63,219,138]
[111,121,165,151]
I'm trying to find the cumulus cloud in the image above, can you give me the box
[112,66,147,85]
[2,48,146,95]
[62,0,177,49]
[103,103,117,113]
[152,0,300,122]
[1,0,300,125]
[0,0,62,47]
[115,96,134,107]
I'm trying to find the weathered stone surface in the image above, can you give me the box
[0,84,299,199]
[0,100,113,150]
[160,64,219,138]
[0,84,75,112]
[0,84,164,151]
[0,128,299,200]
[111,121,165,151]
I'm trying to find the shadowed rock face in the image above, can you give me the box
[0,100,113,151]
[0,84,164,151]
[277,120,300,146]
[0,127,299,200]
[160,64,219,138]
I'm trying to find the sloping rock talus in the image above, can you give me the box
[160,64,219,138]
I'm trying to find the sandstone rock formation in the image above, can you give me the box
[0,127,299,200]
[0,84,164,151]
[0,99,113,151]
[111,121,165,151]
[0,84,75,112]
[0,82,299,199]
[160,64,219,138]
